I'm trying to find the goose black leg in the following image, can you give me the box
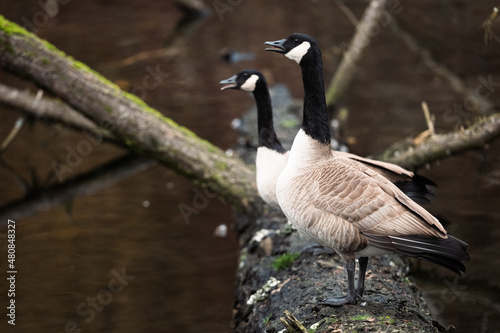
[320,259,357,306]
[356,257,368,298]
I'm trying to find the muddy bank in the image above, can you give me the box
[231,86,450,333]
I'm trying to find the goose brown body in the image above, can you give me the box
[277,130,446,260]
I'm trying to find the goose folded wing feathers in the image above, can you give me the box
[336,151,415,179]
[310,157,447,240]
[335,152,436,205]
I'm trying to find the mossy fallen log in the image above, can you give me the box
[233,211,448,332]
[0,15,262,217]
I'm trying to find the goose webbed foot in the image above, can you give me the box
[319,258,369,307]
[319,259,358,307]
[355,287,365,299]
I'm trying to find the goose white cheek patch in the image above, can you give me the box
[240,74,259,92]
[285,41,311,64]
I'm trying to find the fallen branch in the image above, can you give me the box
[325,0,389,109]
[391,17,493,113]
[280,310,308,333]
[0,15,262,217]
[0,82,114,141]
[372,113,500,169]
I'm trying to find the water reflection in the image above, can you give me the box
[0,154,155,224]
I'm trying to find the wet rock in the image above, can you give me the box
[257,237,273,257]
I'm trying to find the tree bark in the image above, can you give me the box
[372,113,500,169]
[0,15,263,217]
[0,82,114,141]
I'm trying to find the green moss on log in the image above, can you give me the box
[0,15,29,36]
[0,15,222,156]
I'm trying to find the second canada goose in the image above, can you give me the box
[265,33,469,306]
[220,70,288,207]
[220,69,436,208]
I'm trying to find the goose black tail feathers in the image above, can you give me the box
[395,174,437,205]
[364,233,470,275]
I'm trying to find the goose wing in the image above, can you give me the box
[311,157,447,238]
[335,151,415,179]
[334,151,436,204]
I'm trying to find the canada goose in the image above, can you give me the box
[220,70,288,207]
[220,69,436,208]
[265,33,469,306]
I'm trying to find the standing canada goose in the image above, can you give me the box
[220,70,288,207]
[265,33,469,306]
[220,69,436,208]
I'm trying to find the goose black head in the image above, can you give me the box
[265,33,319,65]
[220,69,265,92]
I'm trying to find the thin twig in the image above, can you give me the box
[0,116,25,156]
[32,88,43,107]
[336,0,359,26]
[391,17,493,113]
[483,7,500,45]
[421,101,435,136]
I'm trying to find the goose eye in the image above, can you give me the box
[294,38,299,44]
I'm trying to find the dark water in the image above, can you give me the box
[0,1,499,332]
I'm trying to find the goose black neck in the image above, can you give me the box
[253,82,286,153]
[300,51,331,145]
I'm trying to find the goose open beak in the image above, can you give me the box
[220,75,238,90]
[264,38,286,53]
